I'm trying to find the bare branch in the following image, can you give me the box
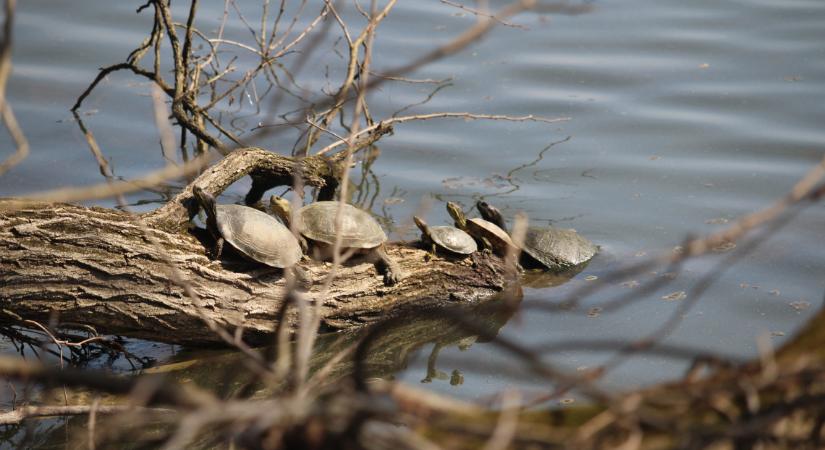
[317,112,570,155]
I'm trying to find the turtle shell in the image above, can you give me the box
[295,201,386,248]
[427,225,477,255]
[465,218,517,256]
[522,226,597,269]
[215,204,302,268]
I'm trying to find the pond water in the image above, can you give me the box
[2,0,825,412]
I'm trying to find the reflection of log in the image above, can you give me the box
[138,299,519,395]
[0,148,514,345]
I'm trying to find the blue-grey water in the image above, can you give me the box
[3,0,825,410]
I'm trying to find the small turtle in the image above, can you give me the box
[413,216,477,257]
[477,201,597,270]
[270,197,404,286]
[445,201,517,257]
[191,186,302,269]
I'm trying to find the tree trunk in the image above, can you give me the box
[0,148,515,345]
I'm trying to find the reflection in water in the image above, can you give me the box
[420,335,478,385]
[0,328,161,383]
[427,136,586,241]
[345,144,413,233]
[352,145,383,210]
[492,135,573,197]
[433,136,574,206]
[450,369,464,386]
[520,266,587,289]
[10,285,520,445]
[421,343,448,383]
[26,291,521,404]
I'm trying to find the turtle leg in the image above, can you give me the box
[298,235,309,254]
[290,266,312,291]
[373,245,404,286]
[213,237,225,260]
[423,242,437,261]
[480,236,493,255]
[420,236,435,261]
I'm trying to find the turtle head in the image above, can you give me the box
[412,216,429,234]
[476,201,507,232]
[269,196,293,227]
[445,202,466,230]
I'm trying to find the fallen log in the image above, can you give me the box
[0,148,515,345]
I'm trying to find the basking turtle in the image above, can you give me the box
[191,186,302,269]
[270,197,404,286]
[445,201,517,257]
[477,201,597,270]
[413,216,477,257]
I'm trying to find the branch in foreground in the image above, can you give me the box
[0,356,213,409]
[0,0,30,178]
[0,404,174,425]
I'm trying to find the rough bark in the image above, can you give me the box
[0,148,514,345]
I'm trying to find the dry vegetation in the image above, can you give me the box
[0,0,824,448]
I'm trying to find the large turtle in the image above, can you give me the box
[445,201,517,257]
[270,197,404,286]
[477,201,597,270]
[413,216,477,257]
[191,186,302,269]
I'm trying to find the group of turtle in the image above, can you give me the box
[192,186,402,286]
[414,201,597,271]
[191,186,597,288]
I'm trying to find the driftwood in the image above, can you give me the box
[0,148,514,345]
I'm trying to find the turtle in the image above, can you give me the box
[476,201,597,270]
[413,216,477,257]
[270,197,404,286]
[191,186,302,269]
[445,201,517,257]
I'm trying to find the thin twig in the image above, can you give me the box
[316,112,570,155]
[440,0,529,29]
